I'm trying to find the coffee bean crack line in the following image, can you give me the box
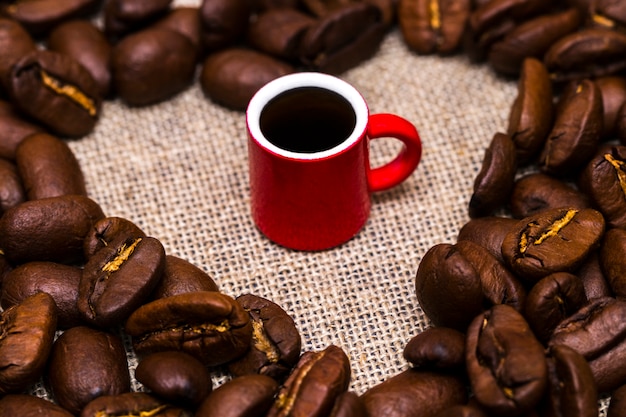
[252,318,280,363]
[93,404,168,417]
[604,153,626,198]
[519,210,579,254]
[40,69,97,117]
[274,350,324,415]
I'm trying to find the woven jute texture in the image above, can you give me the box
[24,0,609,414]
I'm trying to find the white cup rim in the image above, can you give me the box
[246,72,369,160]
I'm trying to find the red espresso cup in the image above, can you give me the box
[246,72,422,251]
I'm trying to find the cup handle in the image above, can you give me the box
[367,113,422,192]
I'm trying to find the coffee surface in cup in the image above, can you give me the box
[259,86,356,154]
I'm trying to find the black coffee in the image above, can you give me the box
[259,87,356,153]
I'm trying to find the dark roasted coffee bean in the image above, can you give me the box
[0,292,57,394]
[595,76,626,139]
[457,216,517,263]
[468,0,548,36]
[488,8,581,76]
[48,326,131,415]
[0,394,73,417]
[501,207,605,281]
[544,27,626,82]
[196,374,278,417]
[6,49,102,138]
[152,255,219,299]
[580,145,626,229]
[135,351,212,406]
[47,20,113,98]
[362,368,467,417]
[247,9,316,60]
[329,391,367,417]
[463,16,516,62]
[0,100,42,160]
[0,18,36,88]
[0,194,105,265]
[266,345,350,417]
[577,251,612,300]
[200,0,251,51]
[153,7,203,54]
[0,0,100,36]
[403,326,465,369]
[507,58,553,164]
[78,236,166,328]
[15,132,86,200]
[228,293,301,380]
[524,272,587,343]
[608,384,626,417]
[539,79,603,175]
[81,392,188,417]
[113,28,197,106]
[468,132,517,217]
[398,0,471,55]
[434,404,489,417]
[542,344,598,417]
[1,261,83,328]
[466,304,547,415]
[83,216,146,259]
[200,48,294,111]
[550,297,626,392]
[509,173,589,219]
[104,0,173,38]
[590,0,626,31]
[126,291,252,367]
[600,228,626,298]
[0,158,24,214]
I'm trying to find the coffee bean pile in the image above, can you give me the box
[1,0,626,416]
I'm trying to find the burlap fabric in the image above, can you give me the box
[23,0,609,414]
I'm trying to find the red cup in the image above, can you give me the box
[246,72,422,251]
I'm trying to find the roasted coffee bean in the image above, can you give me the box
[0,100,42,160]
[466,304,547,415]
[595,76,626,138]
[135,351,212,406]
[577,251,612,300]
[200,0,251,51]
[153,7,203,54]
[434,404,489,417]
[104,0,173,38]
[539,79,603,175]
[256,0,302,11]
[544,27,626,82]
[468,132,517,217]
[600,228,626,298]
[363,0,398,26]
[329,391,367,417]
[509,173,589,219]
[398,0,471,55]
[0,0,100,36]
[0,292,57,394]
[590,0,626,31]
[0,18,36,88]
[463,16,516,62]
[507,58,553,164]
[196,374,278,417]
[81,392,188,417]
[0,394,73,417]
[1,261,83,328]
[550,297,626,392]
[524,272,587,343]
[152,255,219,299]
[608,383,626,417]
[113,28,197,106]
[0,252,10,286]
[125,291,252,367]
[302,0,355,17]
[542,344,598,417]
[266,345,350,417]
[48,326,131,415]
[47,20,113,98]
[488,8,581,76]
[457,216,517,263]
[0,194,105,265]
[580,145,626,229]
[83,216,146,259]
[15,132,86,200]
[501,207,605,281]
[403,326,465,369]
[0,158,24,214]
[228,293,301,380]
[6,49,102,138]
[247,9,316,60]
[362,368,467,417]
[78,236,166,328]
[468,0,548,36]
[200,48,294,111]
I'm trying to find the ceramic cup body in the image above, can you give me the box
[247,72,422,251]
